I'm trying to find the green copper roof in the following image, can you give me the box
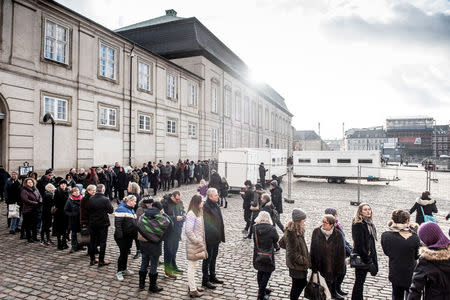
[116,9,184,32]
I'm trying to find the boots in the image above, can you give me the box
[224,200,227,208]
[139,271,147,290]
[149,273,163,293]
[133,250,141,259]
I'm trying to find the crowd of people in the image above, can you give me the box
[1,163,450,300]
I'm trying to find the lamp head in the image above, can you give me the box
[43,113,55,123]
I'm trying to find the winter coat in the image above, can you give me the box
[242,187,254,211]
[79,193,91,227]
[76,172,86,185]
[409,197,438,225]
[41,191,54,230]
[259,165,267,180]
[253,223,279,273]
[284,221,311,274]
[114,202,137,240]
[219,182,229,198]
[203,198,225,245]
[185,210,207,261]
[87,192,114,228]
[162,197,186,237]
[352,220,378,271]
[36,175,54,198]
[270,186,283,214]
[381,222,420,288]
[139,206,168,257]
[198,185,208,197]
[64,195,81,232]
[149,169,159,188]
[53,188,70,234]
[261,200,278,226]
[208,172,221,190]
[189,164,195,178]
[20,186,42,214]
[135,200,148,218]
[5,178,21,205]
[250,190,264,220]
[0,168,10,191]
[140,175,149,189]
[408,246,450,300]
[116,172,129,190]
[310,227,346,281]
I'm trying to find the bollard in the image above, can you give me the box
[284,165,294,203]
[350,165,361,206]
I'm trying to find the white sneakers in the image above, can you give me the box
[116,271,124,281]
[123,269,134,276]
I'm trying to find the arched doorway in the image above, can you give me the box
[265,138,270,148]
[0,94,9,168]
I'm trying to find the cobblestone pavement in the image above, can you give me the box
[0,167,449,299]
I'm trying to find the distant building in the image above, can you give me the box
[345,126,387,151]
[293,130,328,151]
[433,125,450,157]
[386,116,434,158]
[324,139,343,151]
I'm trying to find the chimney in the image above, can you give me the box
[165,9,177,17]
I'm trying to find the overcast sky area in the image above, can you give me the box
[56,0,450,139]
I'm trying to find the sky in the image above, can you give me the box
[56,0,450,139]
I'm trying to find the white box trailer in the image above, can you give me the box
[293,150,382,183]
[218,148,287,190]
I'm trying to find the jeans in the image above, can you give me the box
[164,232,181,271]
[71,230,78,247]
[89,226,108,262]
[188,260,199,291]
[140,253,159,274]
[115,237,133,272]
[290,277,308,300]
[9,210,21,231]
[244,210,252,231]
[202,242,220,283]
[257,271,272,298]
[392,284,409,300]
[352,268,368,300]
[275,214,284,233]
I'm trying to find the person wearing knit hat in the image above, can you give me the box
[409,222,450,300]
[282,208,311,300]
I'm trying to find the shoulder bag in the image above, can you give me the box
[350,252,369,269]
[420,206,437,223]
[254,226,273,265]
[304,272,327,300]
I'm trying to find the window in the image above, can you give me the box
[438,137,443,142]
[318,159,331,163]
[444,137,448,142]
[225,130,230,148]
[235,131,241,148]
[99,105,118,129]
[99,43,116,79]
[43,95,68,122]
[251,102,257,126]
[438,144,442,150]
[235,94,241,121]
[358,159,373,164]
[258,105,263,127]
[167,119,176,134]
[138,114,152,132]
[271,112,275,131]
[224,88,231,117]
[188,123,197,137]
[188,83,197,106]
[138,61,151,92]
[298,159,311,163]
[211,129,217,153]
[167,73,177,99]
[244,97,249,124]
[443,144,448,150]
[44,19,69,64]
[337,159,351,163]
[265,109,269,130]
[211,86,218,113]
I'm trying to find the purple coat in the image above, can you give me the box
[20,186,42,214]
[198,185,208,197]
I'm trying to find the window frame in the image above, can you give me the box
[98,40,119,82]
[167,72,177,100]
[137,59,153,94]
[188,122,197,138]
[40,91,72,126]
[42,17,71,66]
[235,92,241,121]
[137,112,153,134]
[188,82,197,107]
[243,97,249,124]
[166,118,178,136]
[97,103,120,131]
[224,87,231,118]
[211,128,218,154]
[211,85,218,114]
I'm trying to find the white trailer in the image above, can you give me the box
[293,150,382,183]
[218,148,287,190]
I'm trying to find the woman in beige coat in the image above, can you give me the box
[185,195,208,298]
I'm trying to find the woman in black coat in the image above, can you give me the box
[53,180,70,250]
[116,167,128,201]
[351,203,378,300]
[64,187,82,253]
[41,183,56,245]
[20,178,42,243]
[310,214,346,299]
[149,166,159,196]
[409,191,438,225]
[253,211,279,300]
[381,210,420,300]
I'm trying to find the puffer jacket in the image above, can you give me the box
[408,246,450,300]
[185,210,207,261]
[284,221,311,271]
[114,202,137,240]
[20,186,42,214]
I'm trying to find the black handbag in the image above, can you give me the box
[76,227,90,247]
[254,226,273,265]
[350,252,369,269]
[304,272,326,300]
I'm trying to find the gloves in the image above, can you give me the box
[369,263,378,276]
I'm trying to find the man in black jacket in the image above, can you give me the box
[202,188,225,290]
[269,180,284,232]
[5,171,21,230]
[259,163,267,188]
[87,184,114,267]
[241,180,254,235]
[162,191,186,278]
[208,169,221,190]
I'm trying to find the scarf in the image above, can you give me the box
[363,216,377,240]
[70,194,82,201]
[320,226,334,240]
[416,197,435,206]
[387,220,416,239]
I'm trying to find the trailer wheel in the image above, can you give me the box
[327,178,335,183]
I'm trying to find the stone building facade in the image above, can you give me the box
[345,126,387,151]
[0,1,292,173]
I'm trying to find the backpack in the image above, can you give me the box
[137,212,171,243]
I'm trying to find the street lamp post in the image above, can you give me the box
[43,113,55,169]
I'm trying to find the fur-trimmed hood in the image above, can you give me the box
[419,245,450,261]
[416,197,435,206]
[387,220,418,233]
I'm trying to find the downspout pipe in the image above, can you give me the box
[129,43,135,166]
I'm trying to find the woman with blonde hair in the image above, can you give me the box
[128,182,141,259]
[253,210,279,300]
[185,195,207,298]
[351,203,378,300]
[41,183,56,245]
